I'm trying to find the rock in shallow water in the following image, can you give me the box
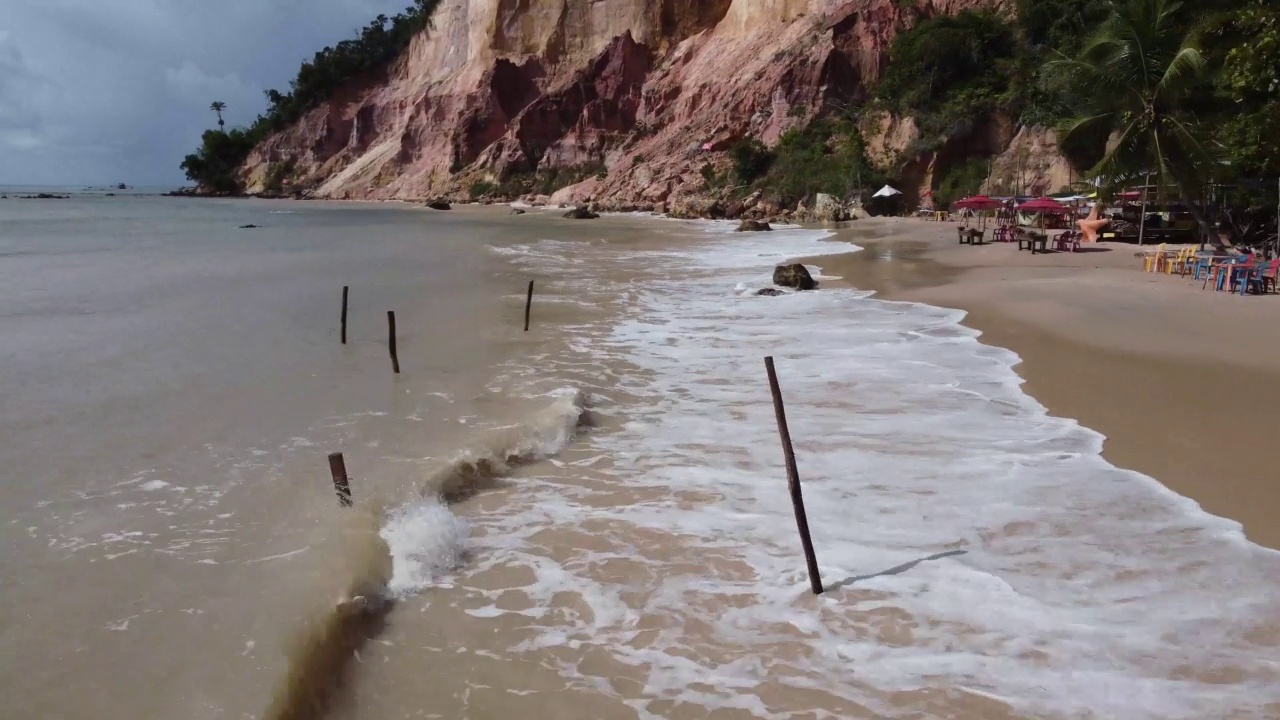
[426,201,451,210]
[563,207,599,219]
[737,220,772,232]
[773,263,816,290]
[756,288,785,297]
[511,208,527,215]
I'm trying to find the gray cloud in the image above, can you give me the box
[2,0,411,186]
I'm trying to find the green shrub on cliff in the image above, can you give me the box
[877,11,1019,138]
[729,139,774,184]
[259,0,442,134]
[180,129,258,194]
[761,118,883,204]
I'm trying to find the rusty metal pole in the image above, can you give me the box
[524,280,534,332]
[328,452,352,507]
[340,286,348,345]
[387,311,400,374]
[764,356,823,595]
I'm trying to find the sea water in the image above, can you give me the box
[3,195,1277,719]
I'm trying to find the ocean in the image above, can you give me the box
[1,193,1277,719]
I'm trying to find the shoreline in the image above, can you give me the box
[807,218,1280,551]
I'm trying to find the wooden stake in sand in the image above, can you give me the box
[328,452,353,507]
[764,356,824,595]
[340,286,349,345]
[524,280,535,332]
[387,311,400,374]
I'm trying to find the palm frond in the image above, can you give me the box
[1154,46,1207,104]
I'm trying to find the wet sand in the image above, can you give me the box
[812,218,1280,550]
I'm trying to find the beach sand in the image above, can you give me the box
[811,218,1280,550]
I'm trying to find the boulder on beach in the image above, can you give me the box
[426,200,451,210]
[756,288,785,297]
[736,220,773,232]
[563,206,599,220]
[773,263,816,290]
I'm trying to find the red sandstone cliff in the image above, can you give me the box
[241,0,1040,209]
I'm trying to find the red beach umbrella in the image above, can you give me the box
[1016,196,1070,231]
[951,195,1005,230]
[1015,196,1068,212]
[952,194,1004,211]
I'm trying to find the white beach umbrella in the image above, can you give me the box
[872,185,902,198]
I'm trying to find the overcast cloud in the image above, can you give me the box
[1,0,412,186]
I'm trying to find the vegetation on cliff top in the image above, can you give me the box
[869,0,1278,222]
[181,0,440,193]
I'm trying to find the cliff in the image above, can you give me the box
[241,0,1051,208]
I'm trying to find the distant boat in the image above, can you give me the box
[117,183,128,190]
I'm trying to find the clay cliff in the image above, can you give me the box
[241,0,1052,209]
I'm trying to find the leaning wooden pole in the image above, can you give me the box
[328,452,353,508]
[524,280,534,332]
[340,286,349,345]
[764,356,824,595]
[387,311,400,374]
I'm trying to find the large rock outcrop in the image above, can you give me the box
[241,0,1015,207]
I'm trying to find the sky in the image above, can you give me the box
[1,0,413,187]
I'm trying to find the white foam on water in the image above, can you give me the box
[474,222,1280,719]
[379,388,587,597]
[381,500,467,596]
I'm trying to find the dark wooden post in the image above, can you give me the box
[340,286,349,345]
[328,452,352,507]
[387,311,400,374]
[524,280,534,332]
[764,356,824,595]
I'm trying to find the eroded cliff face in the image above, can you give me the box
[242,0,1030,208]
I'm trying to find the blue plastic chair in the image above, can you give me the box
[1233,261,1264,295]
[1204,256,1246,291]
[1189,253,1213,279]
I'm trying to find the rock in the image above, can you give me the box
[773,263,816,291]
[426,201,451,210]
[563,206,599,219]
[813,193,849,222]
[21,193,68,199]
[756,288,785,297]
[706,201,726,220]
[511,208,527,215]
[239,224,260,229]
[736,220,773,232]
[725,200,746,220]
[105,193,116,197]
[652,203,667,215]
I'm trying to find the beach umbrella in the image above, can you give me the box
[1015,196,1068,212]
[952,194,1004,230]
[952,194,1004,210]
[872,185,902,198]
[1016,196,1069,232]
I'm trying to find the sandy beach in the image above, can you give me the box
[817,218,1280,550]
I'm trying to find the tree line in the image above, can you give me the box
[181,0,441,193]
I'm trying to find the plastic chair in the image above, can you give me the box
[1190,253,1214,280]
[1166,247,1193,275]
[1053,231,1080,252]
[1203,256,1245,291]
[1143,244,1167,272]
[1263,259,1280,294]
[1239,259,1280,295]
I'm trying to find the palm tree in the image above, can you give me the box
[1044,0,1216,241]
[210,101,227,131]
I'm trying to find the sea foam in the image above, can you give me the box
[472,220,1280,719]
